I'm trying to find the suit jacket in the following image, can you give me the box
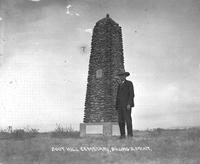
[116,80,135,110]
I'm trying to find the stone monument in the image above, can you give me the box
[80,14,125,137]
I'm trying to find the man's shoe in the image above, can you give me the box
[127,134,133,138]
[119,135,126,139]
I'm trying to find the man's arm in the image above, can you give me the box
[127,81,134,108]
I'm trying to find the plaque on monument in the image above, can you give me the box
[86,125,103,134]
[96,69,103,78]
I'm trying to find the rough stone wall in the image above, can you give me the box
[84,15,124,123]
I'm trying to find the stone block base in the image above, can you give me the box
[80,122,121,137]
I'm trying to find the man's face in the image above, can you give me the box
[119,75,126,83]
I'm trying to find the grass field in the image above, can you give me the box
[0,128,200,164]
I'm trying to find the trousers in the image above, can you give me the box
[118,106,133,136]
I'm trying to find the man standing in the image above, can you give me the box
[116,70,135,139]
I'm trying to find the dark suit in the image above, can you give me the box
[116,80,135,136]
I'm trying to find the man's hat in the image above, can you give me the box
[117,70,130,77]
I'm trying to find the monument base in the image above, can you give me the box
[80,122,122,137]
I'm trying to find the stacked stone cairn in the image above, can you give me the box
[84,14,125,123]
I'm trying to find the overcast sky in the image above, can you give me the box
[0,0,200,131]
